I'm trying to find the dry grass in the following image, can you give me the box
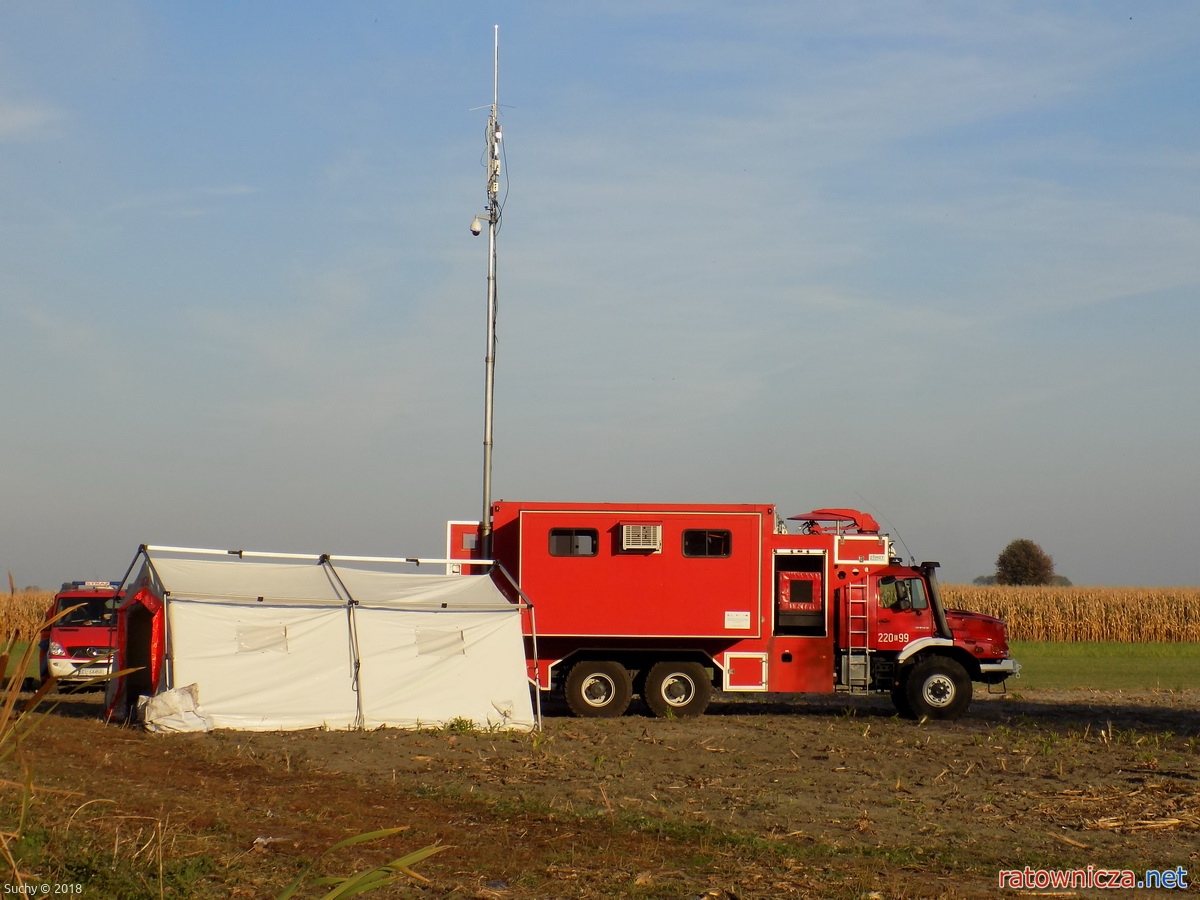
[944,584,1200,643]
[0,591,50,645]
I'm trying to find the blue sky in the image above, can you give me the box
[2,3,1198,588]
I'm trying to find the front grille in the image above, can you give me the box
[65,646,114,660]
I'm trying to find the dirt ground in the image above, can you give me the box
[11,687,1200,899]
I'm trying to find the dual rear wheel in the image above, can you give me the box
[564,660,713,719]
[564,661,632,718]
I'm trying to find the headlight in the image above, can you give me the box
[49,641,66,656]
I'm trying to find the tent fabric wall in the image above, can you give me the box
[335,567,511,608]
[354,607,531,729]
[167,601,359,731]
[108,549,536,732]
[145,559,349,605]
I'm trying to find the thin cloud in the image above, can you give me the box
[16,305,105,346]
[105,184,259,217]
[0,99,61,141]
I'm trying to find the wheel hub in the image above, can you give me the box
[581,674,616,707]
[922,674,956,708]
[661,673,697,707]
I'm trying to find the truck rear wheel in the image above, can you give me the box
[643,662,712,718]
[904,657,971,720]
[565,661,633,718]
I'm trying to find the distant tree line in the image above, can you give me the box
[7,571,45,595]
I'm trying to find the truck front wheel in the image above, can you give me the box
[904,657,971,720]
[565,661,633,718]
[644,662,713,718]
[891,679,914,718]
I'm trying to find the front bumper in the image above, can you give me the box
[47,658,114,682]
[978,658,1020,684]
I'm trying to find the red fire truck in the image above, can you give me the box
[448,501,1017,720]
[39,581,121,685]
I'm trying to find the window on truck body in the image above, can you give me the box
[548,528,599,557]
[681,529,732,558]
[787,578,816,607]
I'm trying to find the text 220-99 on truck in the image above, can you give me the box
[448,503,1018,720]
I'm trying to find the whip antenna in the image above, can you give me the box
[856,492,915,565]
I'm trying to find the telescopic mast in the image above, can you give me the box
[475,26,502,557]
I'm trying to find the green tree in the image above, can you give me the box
[995,539,1055,586]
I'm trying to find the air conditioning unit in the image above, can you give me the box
[621,523,662,552]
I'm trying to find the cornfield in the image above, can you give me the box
[0,590,52,644]
[5,585,1199,644]
[943,585,1200,643]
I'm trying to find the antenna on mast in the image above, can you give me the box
[469,25,503,557]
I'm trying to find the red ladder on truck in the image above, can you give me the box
[844,582,870,691]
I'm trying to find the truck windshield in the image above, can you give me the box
[56,598,115,627]
[879,577,928,610]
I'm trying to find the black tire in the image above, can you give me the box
[904,657,971,720]
[643,662,713,718]
[564,661,633,718]
[891,676,914,719]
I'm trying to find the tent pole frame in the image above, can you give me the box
[143,545,493,568]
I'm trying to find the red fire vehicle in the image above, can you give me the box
[39,581,121,685]
[448,501,1017,720]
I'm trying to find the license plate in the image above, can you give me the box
[77,666,109,677]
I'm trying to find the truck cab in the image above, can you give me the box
[855,562,1016,718]
[776,510,1017,719]
[39,581,121,685]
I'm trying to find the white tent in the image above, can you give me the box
[107,547,536,732]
